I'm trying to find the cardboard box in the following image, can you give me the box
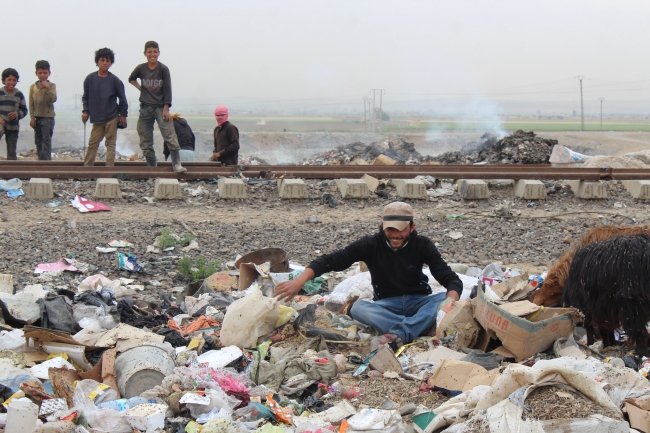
[238,262,269,291]
[472,286,582,361]
[427,359,500,394]
[436,299,481,350]
[625,396,650,432]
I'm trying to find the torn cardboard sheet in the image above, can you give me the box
[472,285,582,361]
[488,273,533,302]
[625,395,650,432]
[411,347,465,373]
[238,263,270,290]
[369,346,403,374]
[436,299,481,350]
[427,359,500,395]
[48,367,82,408]
[94,323,164,350]
[498,300,540,317]
[78,348,119,397]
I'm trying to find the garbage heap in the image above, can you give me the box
[1,245,650,433]
[432,130,557,165]
[301,139,423,165]
[14,147,138,162]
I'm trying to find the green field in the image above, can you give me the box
[384,119,650,133]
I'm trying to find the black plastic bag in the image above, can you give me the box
[38,293,79,334]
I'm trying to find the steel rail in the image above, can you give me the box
[0,162,649,180]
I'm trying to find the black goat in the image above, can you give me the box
[563,233,650,356]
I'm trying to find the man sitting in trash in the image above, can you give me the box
[274,202,462,347]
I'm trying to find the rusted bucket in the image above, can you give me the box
[234,248,289,273]
[115,346,175,398]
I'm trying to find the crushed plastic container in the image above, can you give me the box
[5,399,38,433]
[0,179,21,191]
[123,403,167,431]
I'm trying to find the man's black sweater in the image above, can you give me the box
[308,231,463,299]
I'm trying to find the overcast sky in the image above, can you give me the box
[5,0,650,114]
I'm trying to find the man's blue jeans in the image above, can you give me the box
[350,293,446,343]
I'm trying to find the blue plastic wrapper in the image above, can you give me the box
[6,189,23,198]
[118,253,143,273]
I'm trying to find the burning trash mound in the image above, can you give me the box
[301,139,423,165]
[433,130,557,165]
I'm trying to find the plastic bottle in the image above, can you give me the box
[96,396,151,412]
[0,179,21,191]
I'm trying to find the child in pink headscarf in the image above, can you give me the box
[211,105,239,165]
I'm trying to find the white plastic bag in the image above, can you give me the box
[0,179,22,191]
[73,379,119,408]
[220,290,278,348]
[85,408,133,433]
[0,330,28,352]
[186,388,240,418]
[346,409,403,433]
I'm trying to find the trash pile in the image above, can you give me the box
[432,130,557,165]
[14,147,139,162]
[300,139,423,165]
[550,144,650,169]
[1,242,650,433]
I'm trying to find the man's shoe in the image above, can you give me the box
[145,154,157,167]
[170,150,187,173]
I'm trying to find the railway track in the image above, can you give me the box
[0,161,649,180]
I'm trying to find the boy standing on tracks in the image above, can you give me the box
[29,60,57,161]
[129,41,186,173]
[0,68,28,160]
[82,48,128,167]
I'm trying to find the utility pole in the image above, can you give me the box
[369,89,385,134]
[378,89,385,134]
[599,97,605,131]
[363,96,369,132]
[370,90,376,133]
[576,76,585,132]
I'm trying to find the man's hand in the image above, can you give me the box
[274,280,304,302]
[212,152,221,161]
[162,108,172,122]
[0,118,6,127]
[30,117,36,128]
[38,81,50,90]
[81,113,89,123]
[446,291,460,301]
[7,112,16,120]
[119,116,127,128]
